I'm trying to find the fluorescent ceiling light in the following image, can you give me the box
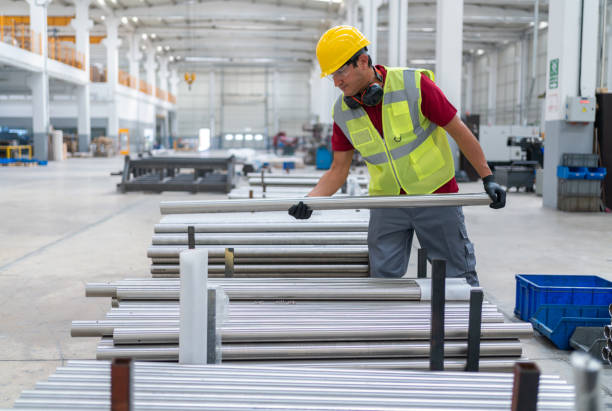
[421,27,434,32]
[476,49,485,56]
[121,16,128,24]
[164,45,170,51]
[245,134,253,141]
[409,59,435,65]
[96,0,105,5]
[255,134,263,141]
[150,33,157,39]
[235,134,244,141]
[539,21,548,29]
[141,33,148,40]
[100,15,106,20]
[131,17,138,23]
[157,45,163,52]
[225,134,233,140]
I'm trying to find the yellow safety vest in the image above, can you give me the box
[332,67,455,195]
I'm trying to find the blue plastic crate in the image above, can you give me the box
[557,166,587,179]
[514,274,612,321]
[530,304,610,349]
[585,167,607,180]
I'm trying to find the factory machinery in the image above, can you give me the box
[10,194,594,409]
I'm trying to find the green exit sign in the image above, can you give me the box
[549,58,559,89]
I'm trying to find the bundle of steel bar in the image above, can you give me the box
[73,277,532,366]
[149,210,371,276]
[11,360,575,410]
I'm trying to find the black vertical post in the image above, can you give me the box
[429,259,446,371]
[417,248,428,278]
[511,362,540,411]
[207,288,218,364]
[187,226,195,250]
[111,358,132,411]
[465,288,484,372]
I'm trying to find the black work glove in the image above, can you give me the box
[482,175,506,209]
[288,201,313,219]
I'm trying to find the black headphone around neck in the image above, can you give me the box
[344,67,383,109]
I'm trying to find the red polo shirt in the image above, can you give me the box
[332,65,459,194]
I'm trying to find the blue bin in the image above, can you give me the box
[585,167,607,180]
[557,166,587,179]
[530,304,610,349]
[514,274,612,321]
[316,146,333,170]
[282,161,295,171]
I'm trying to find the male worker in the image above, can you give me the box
[288,26,506,286]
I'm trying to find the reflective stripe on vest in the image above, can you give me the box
[332,67,455,195]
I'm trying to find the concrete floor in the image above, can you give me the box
[1,156,611,407]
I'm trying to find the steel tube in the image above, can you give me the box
[111,322,533,344]
[151,233,367,246]
[96,339,523,361]
[154,222,369,233]
[147,246,369,258]
[160,193,491,214]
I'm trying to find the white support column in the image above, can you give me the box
[26,0,50,160]
[208,70,216,142]
[518,37,528,125]
[464,57,474,114]
[71,0,92,152]
[487,51,497,125]
[126,33,142,86]
[607,28,612,89]
[388,0,408,67]
[345,0,359,26]
[435,0,463,170]
[273,69,280,136]
[102,17,121,145]
[169,68,179,143]
[542,1,597,209]
[358,0,382,62]
[580,0,598,97]
[158,56,169,98]
[146,46,157,94]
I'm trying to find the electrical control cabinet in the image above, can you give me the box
[565,96,595,122]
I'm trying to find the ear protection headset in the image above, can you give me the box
[344,67,383,109]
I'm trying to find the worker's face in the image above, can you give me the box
[332,54,372,97]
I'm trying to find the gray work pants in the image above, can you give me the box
[368,206,479,286]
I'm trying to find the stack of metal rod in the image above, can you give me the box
[227,170,368,198]
[72,278,533,368]
[148,210,370,276]
[11,360,576,410]
[602,304,612,364]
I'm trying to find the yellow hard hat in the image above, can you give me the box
[316,25,370,78]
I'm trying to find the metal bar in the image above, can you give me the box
[187,226,195,249]
[151,233,368,246]
[417,248,427,278]
[465,288,484,372]
[160,193,491,214]
[154,222,369,233]
[430,259,446,371]
[111,358,132,411]
[207,288,217,364]
[511,362,540,411]
[224,248,234,278]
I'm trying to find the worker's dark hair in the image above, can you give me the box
[346,47,372,68]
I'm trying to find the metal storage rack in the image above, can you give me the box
[117,155,235,193]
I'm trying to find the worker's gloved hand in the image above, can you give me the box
[482,175,506,209]
[288,201,313,219]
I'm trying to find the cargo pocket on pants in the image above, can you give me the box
[464,242,476,273]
